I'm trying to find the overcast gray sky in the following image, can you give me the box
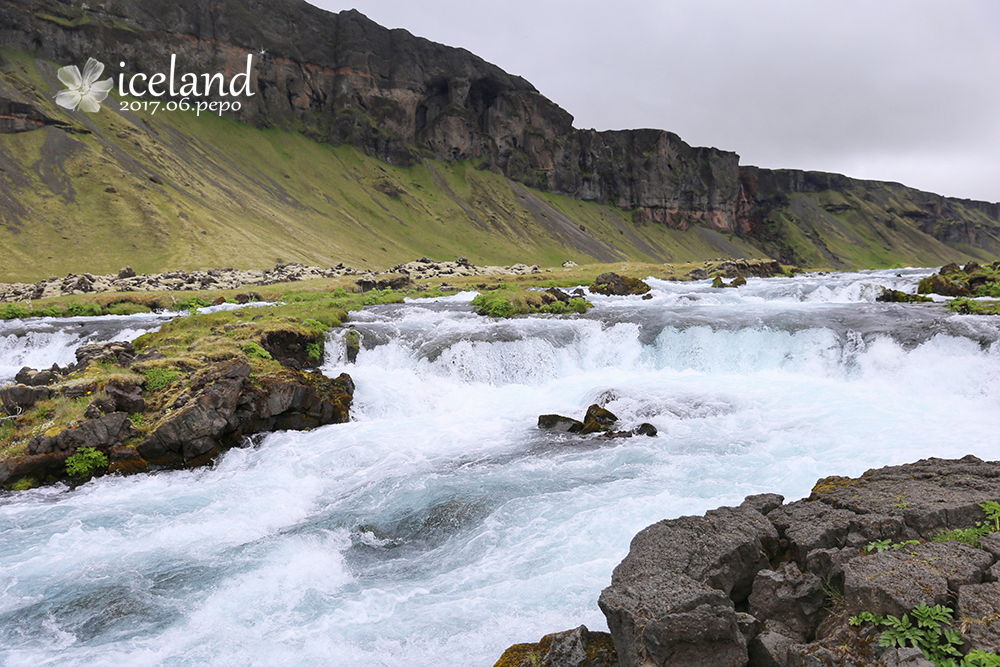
[307,0,1000,203]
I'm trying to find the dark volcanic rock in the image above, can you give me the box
[0,384,53,412]
[843,541,992,617]
[957,582,1000,653]
[135,360,353,466]
[740,493,784,515]
[538,414,584,433]
[599,570,746,667]
[105,378,145,414]
[809,455,1000,538]
[75,341,136,368]
[767,499,907,564]
[27,411,137,455]
[602,505,778,606]
[748,562,825,639]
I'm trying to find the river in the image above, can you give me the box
[1,268,999,666]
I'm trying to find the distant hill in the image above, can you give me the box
[0,0,997,281]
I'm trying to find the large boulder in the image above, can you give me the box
[0,384,53,411]
[607,506,779,603]
[75,341,136,368]
[599,570,746,667]
[590,273,651,296]
[136,359,251,463]
[136,360,353,466]
[538,414,584,432]
[598,506,778,667]
[27,411,137,455]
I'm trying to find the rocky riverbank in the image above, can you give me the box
[0,259,548,304]
[496,456,1000,667]
[0,329,354,489]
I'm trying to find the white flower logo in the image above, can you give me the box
[55,58,114,113]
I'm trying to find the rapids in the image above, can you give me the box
[1,268,999,666]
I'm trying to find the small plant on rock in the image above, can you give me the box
[850,603,1000,666]
[242,342,272,360]
[65,447,109,477]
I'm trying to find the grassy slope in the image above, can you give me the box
[1,48,997,282]
[756,181,1000,270]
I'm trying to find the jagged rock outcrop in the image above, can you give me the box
[0,340,355,487]
[501,456,1000,667]
[135,359,353,466]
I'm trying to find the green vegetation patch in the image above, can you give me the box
[471,288,592,318]
[65,447,108,477]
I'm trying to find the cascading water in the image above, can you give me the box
[1,269,999,666]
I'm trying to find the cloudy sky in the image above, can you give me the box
[307,0,1000,203]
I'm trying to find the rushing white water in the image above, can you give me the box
[2,269,1000,666]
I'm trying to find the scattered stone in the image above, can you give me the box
[562,260,578,268]
[632,423,657,437]
[711,276,747,288]
[876,288,932,303]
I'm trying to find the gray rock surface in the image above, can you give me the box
[844,541,992,617]
[749,562,826,639]
[810,456,1000,538]
[599,570,746,667]
[957,582,1000,653]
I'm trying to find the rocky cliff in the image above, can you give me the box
[1,0,998,275]
[0,0,740,230]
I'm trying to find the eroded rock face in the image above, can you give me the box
[810,456,1000,538]
[599,570,746,667]
[135,360,353,467]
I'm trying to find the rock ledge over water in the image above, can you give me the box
[497,456,1000,667]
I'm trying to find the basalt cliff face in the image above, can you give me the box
[0,0,740,230]
[1,0,998,273]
